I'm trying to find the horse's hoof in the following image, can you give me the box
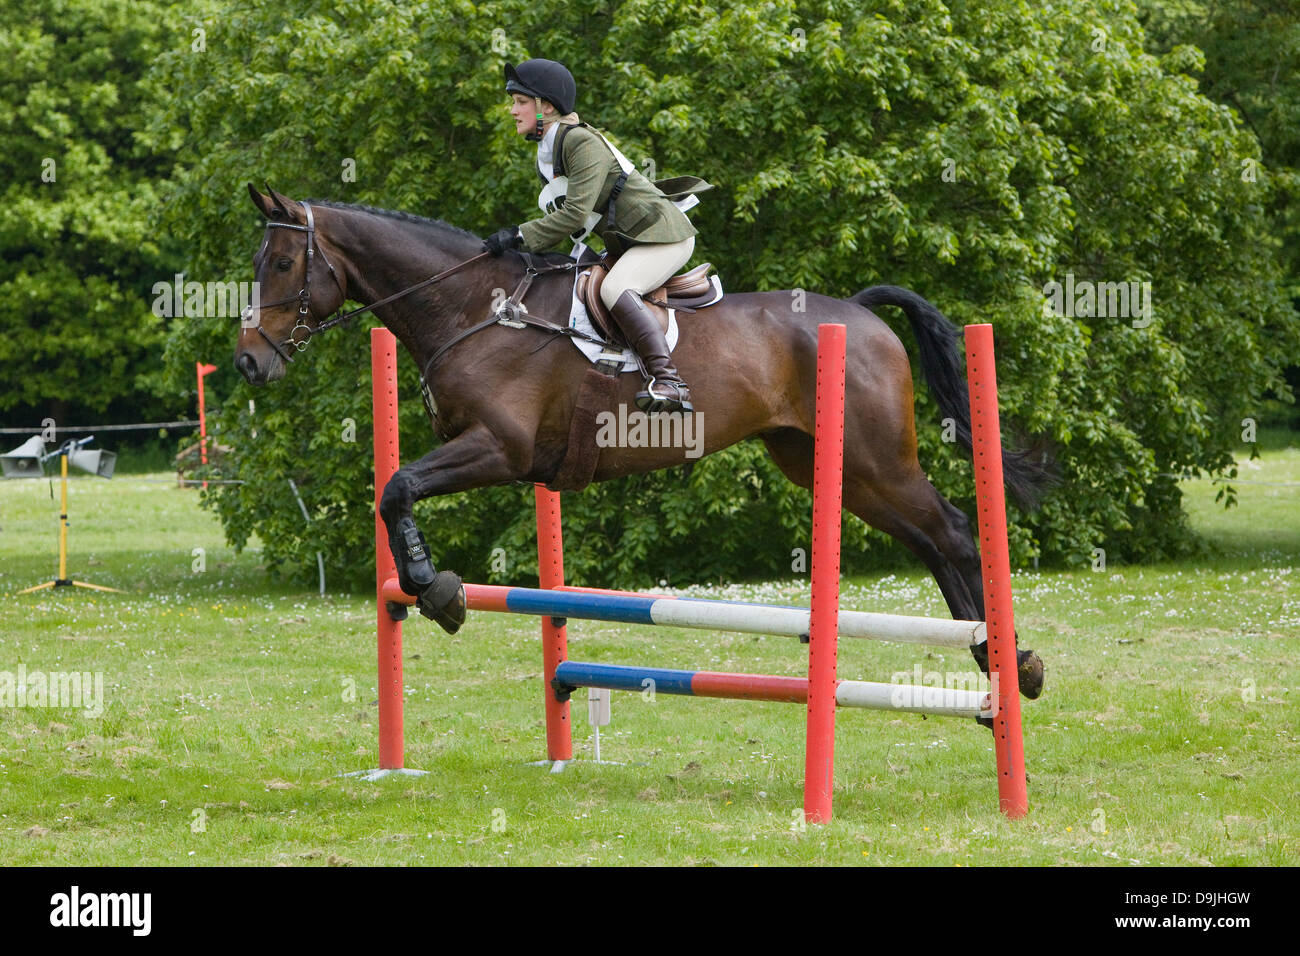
[416,571,465,634]
[976,714,994,732]
[1017,649,1044,700]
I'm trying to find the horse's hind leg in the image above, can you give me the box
[761,428,1044,700]
[849,469,1044,700]
[762,428,979,616]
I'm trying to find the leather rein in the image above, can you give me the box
[249,200,608,371]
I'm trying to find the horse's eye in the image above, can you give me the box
[276,257,293,272]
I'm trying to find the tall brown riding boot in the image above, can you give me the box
[607,289,694,413]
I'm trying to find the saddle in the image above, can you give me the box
[575,261,723,340]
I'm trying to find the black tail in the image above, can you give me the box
[848,285,1056,509]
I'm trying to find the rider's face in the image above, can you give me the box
[509,93,554,136]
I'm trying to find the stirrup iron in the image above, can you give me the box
[635,377,694,414]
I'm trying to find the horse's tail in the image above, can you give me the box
[847,285,1056,510]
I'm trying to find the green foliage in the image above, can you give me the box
[0,0,181,426]
[1137,0,1300,429]
[147,0,1298,589]
[189,325,382,588]
[1138,0,1300,295]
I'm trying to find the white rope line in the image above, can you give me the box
[0,420,200,434]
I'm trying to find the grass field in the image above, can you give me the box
[1,435,1296,866]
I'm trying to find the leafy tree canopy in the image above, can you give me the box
[145,0,1298,589]
[0,0,181,426]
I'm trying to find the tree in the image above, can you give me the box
[146,0,1298,588]
[1138,0,1300,426]
[0,0,182,428]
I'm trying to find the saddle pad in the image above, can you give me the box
[568,270,677,372]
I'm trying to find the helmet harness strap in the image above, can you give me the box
[526,95,545,142]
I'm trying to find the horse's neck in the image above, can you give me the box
[335,218,489,363]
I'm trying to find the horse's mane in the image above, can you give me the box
[304,198,481,243]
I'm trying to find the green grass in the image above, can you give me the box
[0,434,1296,866]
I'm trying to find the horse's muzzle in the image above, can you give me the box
[235,349,282,386]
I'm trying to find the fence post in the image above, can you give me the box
[535,485,572,763]
[965,323,1028,819]
[372,328,405,770]
[804,323,847,823]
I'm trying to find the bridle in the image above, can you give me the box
[245,201,352,365]
[244,198,608,379]
[245,199,493,365]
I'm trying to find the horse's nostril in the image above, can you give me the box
[236,352,257,378]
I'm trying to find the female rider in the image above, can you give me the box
[481,58,709,414]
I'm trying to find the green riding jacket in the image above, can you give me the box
[517,119,711,255]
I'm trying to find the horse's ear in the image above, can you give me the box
[247,182,281,220]
[266,184,296,220]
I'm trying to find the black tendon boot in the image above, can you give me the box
[607,289,694,413]
[396,517,465,634]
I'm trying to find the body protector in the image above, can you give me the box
[537,122,707,256]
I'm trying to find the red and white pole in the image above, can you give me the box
[371,329,405,770]
[964,323,1028,818]
[535,485,572,763]
[804,323,846,824]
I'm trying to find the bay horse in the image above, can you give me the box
[235,185,1049,699]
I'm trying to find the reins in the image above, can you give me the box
[252,200,494,362]
[252,201,621,377]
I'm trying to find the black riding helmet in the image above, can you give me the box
[504,59,576,116]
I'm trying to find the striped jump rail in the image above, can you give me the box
[551,661,992,718]
[380,581,986,649]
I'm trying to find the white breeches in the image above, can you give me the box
[600,236,696,308]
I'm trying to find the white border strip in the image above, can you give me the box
[648,600,985,648]
[836,680,991,718]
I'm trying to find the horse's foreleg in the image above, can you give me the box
[379,425,526,633]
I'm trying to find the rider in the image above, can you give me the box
[481,58,709,414]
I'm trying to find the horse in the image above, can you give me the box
[235,184,1050,700]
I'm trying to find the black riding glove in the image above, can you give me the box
[483,225,523,256]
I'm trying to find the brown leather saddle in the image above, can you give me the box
[574,261,722,340]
